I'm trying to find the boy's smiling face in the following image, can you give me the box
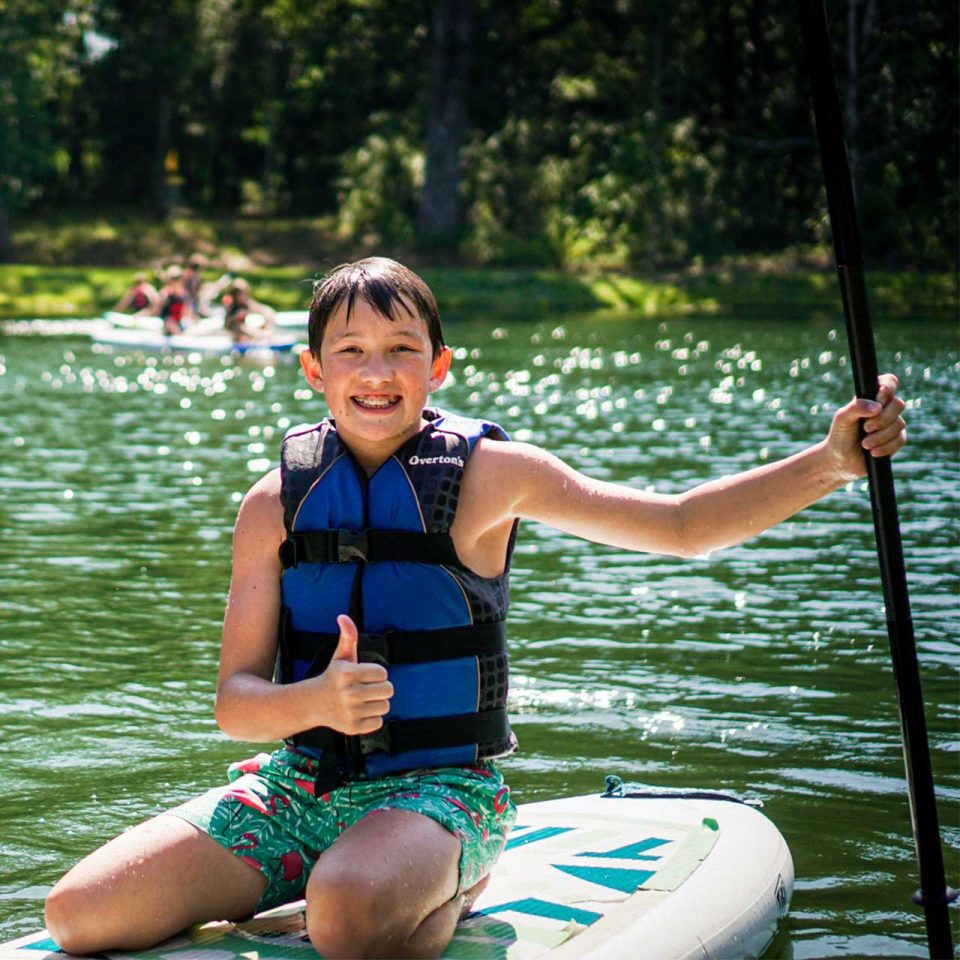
[299,296,452,471]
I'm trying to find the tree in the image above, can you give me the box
[0,0,91,260]
[5,0,955,269]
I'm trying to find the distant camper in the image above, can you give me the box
[183,257,205,312]
[222,279,276,343]
[113,273,159,315]
[155,266,195,335]
[184,254,231,316]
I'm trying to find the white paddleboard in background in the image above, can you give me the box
[104,310,308,332]
[274,310,309,330]
[0,783,792,960]
[103,311,225,333]
[98,310,303,354]
[90,323,300,355]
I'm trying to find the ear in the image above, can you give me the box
[428,345,453,393]
[299,348,324,393]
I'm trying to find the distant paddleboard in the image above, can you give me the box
[104,309,307,333]
[91,322,299,356]
[1,783,792,960]
[274,310,308,330]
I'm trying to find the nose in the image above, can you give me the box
[359,351,391,383]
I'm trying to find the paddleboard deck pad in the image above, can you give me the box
[2,783,793,959]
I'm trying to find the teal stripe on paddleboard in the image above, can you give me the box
[554,863,655,893]
[577,836,671,861]
[504,826,574,850]
[478,897,603,925]
[22,938,61,952]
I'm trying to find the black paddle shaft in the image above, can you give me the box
[797,2,957,957]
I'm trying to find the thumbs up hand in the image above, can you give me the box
[313,614,393,735]
[331,613,360,663]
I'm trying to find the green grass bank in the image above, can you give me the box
[1,211,955,320]
[2,261,954,323]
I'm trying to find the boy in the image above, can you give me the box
[45,257,907,959]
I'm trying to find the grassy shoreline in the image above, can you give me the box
[0,261,954,322]
[2,211,956,320]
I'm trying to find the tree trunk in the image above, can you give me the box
[152,93,173,216]
[0,201,15,262]
[416,0,474,246]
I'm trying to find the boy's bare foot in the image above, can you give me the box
[459,873,491,919]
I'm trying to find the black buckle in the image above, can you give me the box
[359,725,392,756]
[337,529,368,562]
[279,530,368,567]
[358,632,390,668]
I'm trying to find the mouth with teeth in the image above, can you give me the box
[353,395,400,410]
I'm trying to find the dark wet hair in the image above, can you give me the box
[308,257,445,358]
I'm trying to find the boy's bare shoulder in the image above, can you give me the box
[245,465,282,500]
[235,467,284,539]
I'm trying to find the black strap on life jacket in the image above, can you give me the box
[293,705,510,758]
[279,528,459,568]
[281,619,507,678]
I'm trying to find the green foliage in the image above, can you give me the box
[2,0,956,269]
[0,0,91,209]
[461,118,560,267]
[543,117,722,271]
[336,116,424,249]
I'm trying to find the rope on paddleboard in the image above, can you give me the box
[601,774,763,808]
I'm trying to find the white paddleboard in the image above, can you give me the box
[274,310,309,330]
[91,322,300,355]
[104,311,225,333]
[105,310,307,333]
[1,784,792,960]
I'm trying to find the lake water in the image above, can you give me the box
[0,309,957,957]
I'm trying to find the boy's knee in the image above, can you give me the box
[45,882,101,956]
[306,868,391,958]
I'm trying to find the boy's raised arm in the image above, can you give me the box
[478,374,906,559]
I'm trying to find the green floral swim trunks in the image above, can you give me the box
[169,748,516,913]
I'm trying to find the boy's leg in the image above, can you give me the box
[305,808,469,960]
[44,813,266,956]
[304,763,515,958]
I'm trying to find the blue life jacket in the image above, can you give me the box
[277,407,518,784]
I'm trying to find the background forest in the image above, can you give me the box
[2,0,956,271]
